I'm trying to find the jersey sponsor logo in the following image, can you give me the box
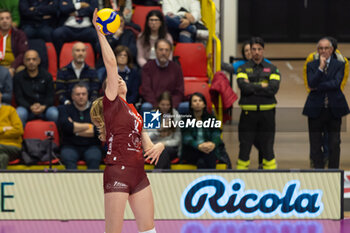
[127,120,141,152]
[107,133,114,155]
[113,181,128,188]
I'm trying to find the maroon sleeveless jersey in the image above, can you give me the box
[103,96,144,167]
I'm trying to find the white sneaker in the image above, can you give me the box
[196,30,209,40]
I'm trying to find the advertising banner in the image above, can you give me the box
[0,171,342,220]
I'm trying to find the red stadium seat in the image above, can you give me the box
[174,43,208,81]
[131,5,162,31]
[45,42,57,81]
[23,120,60,165]
[59,42,95,68]
[184,80,212,113]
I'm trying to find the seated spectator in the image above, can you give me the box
[99,0,132,23]
[96,14,137,81]
[136,10,173,67]
[146,91,181,169]
[0,66,12,105]
[162,0,201,43]
[115,45,140,104]
[53,0,98,57]
[140,38,188,114]
[58,83,102,169]
[0,92,23,169]
[181,92,223,169]
[13,50,58,125]
[56,42,100,105]
[0,0,20,28]
[0,9,28,77]
[19,0,58,42]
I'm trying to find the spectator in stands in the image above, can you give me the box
[19,0,58,42]
[53,0,98,57]
[0,92,23,169]
[115,45,140,104]
[303,37,349,169]
[56,41,100,105]
[162,0,201,43]
[58,82,102,169]
[181,92,222,169]
[14,50,58,125]
[146,91,181,169]
[96,13,137,81]
[303,37,349,168]
[0,66,12,105]
[0,9,28,77]
[136,10,173,67]
[98,0,132,23]
[140,38,187,114]
[0,0,20,28]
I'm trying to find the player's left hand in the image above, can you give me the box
[144,143,165,165]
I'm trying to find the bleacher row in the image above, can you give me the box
[5,2,224,170]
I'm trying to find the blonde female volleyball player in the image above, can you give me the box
[90,9,164,233]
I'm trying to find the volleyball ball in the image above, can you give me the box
[96,8,121,35]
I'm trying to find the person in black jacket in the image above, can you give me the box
[236,37,281,170]
[303,37,349,169]
[58,82,102,169]
[14,50,58,126]
[19,0,58,42]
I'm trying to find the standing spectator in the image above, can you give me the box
[181,92,222,169]
[236,37,280,170]
[0,66,12,105]
[162,0,201,43]
[0,0,20,28]
[140,38,187,114]
[0,9,28,77]
[53,0,98,56]
[0,92,23,169]
[136,10,173,67]
[13,50,58,125]
[56,41,100,105]
[303,37,349,169]
[58,83,102,169]
[303,37,349,168]
[19,0,58,42]
[147,91,181,169]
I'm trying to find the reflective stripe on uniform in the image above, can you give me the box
[240,104,276,111]
[237,72,248,80]
[236,159,250,170]
[269,73,280,80]
[263,158,277,170]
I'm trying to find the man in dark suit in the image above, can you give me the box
[303,37,349,169]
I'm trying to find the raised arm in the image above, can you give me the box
[92,8,119,100]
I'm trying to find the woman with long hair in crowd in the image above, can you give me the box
[136,10,173,67]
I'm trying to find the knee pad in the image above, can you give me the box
[139,227,156,233]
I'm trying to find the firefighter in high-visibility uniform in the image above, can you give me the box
[236,37,281,170]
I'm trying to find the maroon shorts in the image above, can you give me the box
[103,164,150,194]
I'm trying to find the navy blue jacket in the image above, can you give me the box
[57,0,97,26]
[19,0,58,27]
[303,58,349,118]
[57,104,100,147]
[56,62,100,105]
[119,67,141,104]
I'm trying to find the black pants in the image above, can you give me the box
[182,146,217,169]
[155,146,178,169]
[308,108,341,169]
[238,109,276,162]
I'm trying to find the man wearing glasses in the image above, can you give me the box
[303,37,349,169]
